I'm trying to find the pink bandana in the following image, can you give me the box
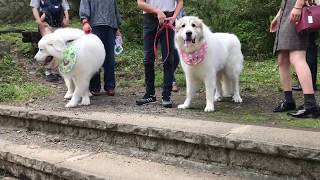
[180,42,208,65]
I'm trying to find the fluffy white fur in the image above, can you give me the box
[34,28,105,108]
[175,16,244,112]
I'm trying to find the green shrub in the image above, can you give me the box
[0,54,52,102]
[186,0,279,58]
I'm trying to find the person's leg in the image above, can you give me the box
[172,48,180,92]
[273,50,296,112]
[144,15,158,97]
[173,48,180,75]
[100,26,116,95]
[136,14,158,105]
[278,51,292,92]
[290,51,314,94]
[306,32,318,90]
[159,26,174,107]
[293,32,318,91]
[288,50,319,118]
[90,26,103,94]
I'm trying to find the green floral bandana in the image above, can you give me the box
[59,42,77,74]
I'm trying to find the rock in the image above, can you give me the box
[2,177,18,180]
[29,71,36,75]
[53,137,60,143]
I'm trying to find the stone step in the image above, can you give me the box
[0,138,238,180]
[0,105,319,179]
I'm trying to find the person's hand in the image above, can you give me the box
[36,13,46,26]
[116,30,122,37]
[290,7,302,24]
[82,19,91,34]
[63,17,69,27]
[116,30,123,41]
[83,23,91,34]
[305,0,311,6]
[270,17,279,32]
[164,16,176,26]
[157,10,166,25]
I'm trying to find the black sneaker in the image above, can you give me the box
[273,100,296,113]
[45,74,59,82]
[136,94,156,105]
[162,97,172,108]
[162,99,173,108]
[287,107,320,118]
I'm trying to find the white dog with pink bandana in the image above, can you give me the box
[175,16,244,112]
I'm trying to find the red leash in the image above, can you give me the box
[153,21,175,64]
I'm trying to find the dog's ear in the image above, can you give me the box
[48,38,65,52]
[175,18,184,33]
[192,17,204,29]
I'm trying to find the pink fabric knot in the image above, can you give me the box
[180,42,208,65]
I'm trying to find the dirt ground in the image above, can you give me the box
[5,55,319,131]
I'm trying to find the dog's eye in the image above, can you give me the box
[39,49,43,51]
[182,24,185,28]
[192,23,196,27]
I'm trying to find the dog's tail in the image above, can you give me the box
[54,28,85,42]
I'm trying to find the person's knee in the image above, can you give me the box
[289,51,306,66]
[144,51,155,64]
[277,58,290,67]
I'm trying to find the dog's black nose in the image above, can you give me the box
[186,31,192,37]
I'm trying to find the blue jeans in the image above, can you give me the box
[90,25,116,92]
[143,14,174,100]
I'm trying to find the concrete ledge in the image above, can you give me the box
[0,140,103,180]
[0,105,319,178]
[0,139,227,180]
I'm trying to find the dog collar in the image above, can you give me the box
[180,42,208,65]
[59,42,77,74]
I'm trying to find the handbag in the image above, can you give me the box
[296,3,320,32]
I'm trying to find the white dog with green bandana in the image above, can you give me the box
[35,28,105,108]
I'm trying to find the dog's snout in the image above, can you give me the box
[186,31,192,37]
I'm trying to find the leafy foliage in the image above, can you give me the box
[0,54,51,102]
[117,0,280,58]
[69,0,279,58]
[0,22,52,102]
[185,0,279,58]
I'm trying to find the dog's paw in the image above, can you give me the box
[232,96,243,103]
[204,105,215,112]
[178,104,189,109]
[65,101,78,108]
[64,93,73,100]
[81,97,90,106]
[214,96,222,102]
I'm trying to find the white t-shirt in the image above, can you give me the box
[146,0,176,12]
